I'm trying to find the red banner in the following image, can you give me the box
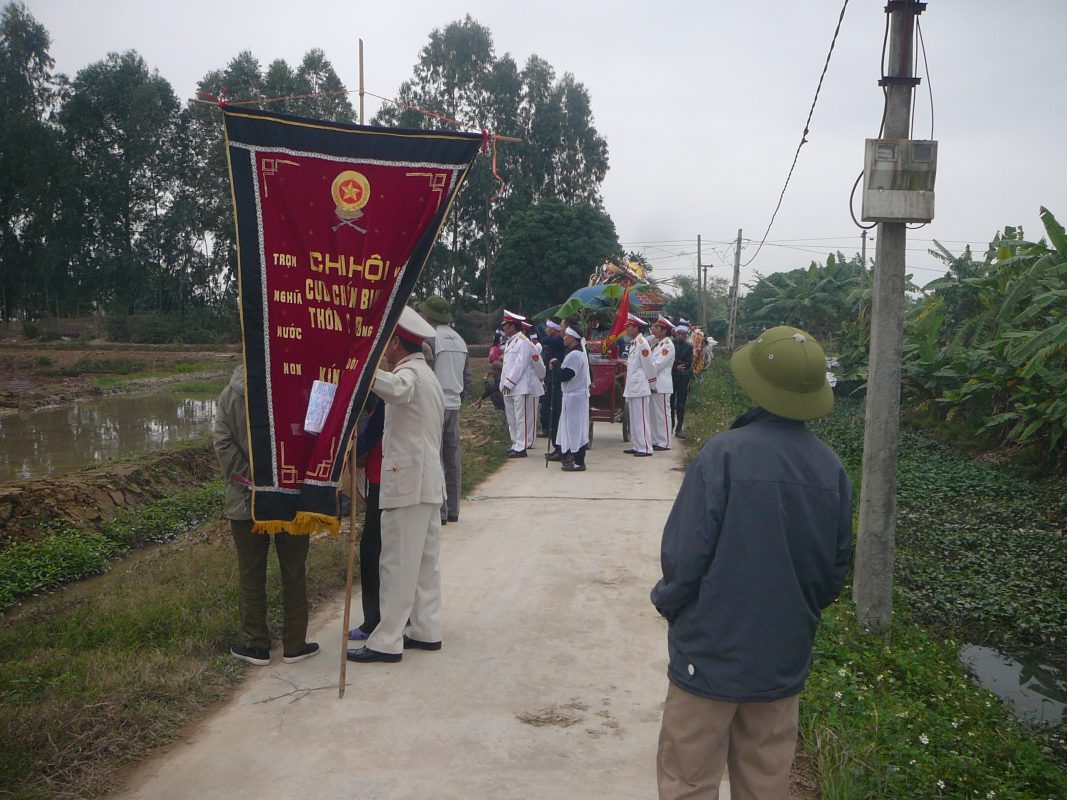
[223,107,481,534]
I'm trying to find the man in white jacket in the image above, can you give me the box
[500,310,544,458]
[622,313,658,457]
[649,315,676,451]
[348,306,446,664]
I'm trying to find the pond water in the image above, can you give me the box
[960,644,1066,726]
[0,391,219,482]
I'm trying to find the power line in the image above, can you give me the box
[741,0,854,268]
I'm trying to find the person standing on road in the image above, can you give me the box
[348,306,447,664]
[622,313,657,458]
[540,319,566,454]
[648,315,676,452]
[419,295,471,526]
[343,395,385,643]
[552,326,591,471]
[651,326,853,799]
[500,310,542,458]
[670,322,694,439]
[214,365,319,666]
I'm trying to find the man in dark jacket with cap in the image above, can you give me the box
[651,326,852,800]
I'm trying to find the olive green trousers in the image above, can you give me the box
[230,519,310,654]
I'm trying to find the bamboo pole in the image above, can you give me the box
[339,440,358,698]
[358,39,365,125]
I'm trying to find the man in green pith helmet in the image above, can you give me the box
[651,326,853,800]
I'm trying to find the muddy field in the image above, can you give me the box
[0,341,238,414]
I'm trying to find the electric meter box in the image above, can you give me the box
[862,138,937,223]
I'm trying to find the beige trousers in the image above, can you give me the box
[657,682,799,800]
[366,502,442,655]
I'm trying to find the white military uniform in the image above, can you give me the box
[649,334,676,449]
[555,345,591,454]
[623,332,657,454]
[501,331,544,452]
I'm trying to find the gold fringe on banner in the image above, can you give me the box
[251,513,340,537]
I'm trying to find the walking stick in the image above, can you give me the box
[339,440,357,698]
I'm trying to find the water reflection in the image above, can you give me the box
[960,644,1066,726]
[0,392,219,482]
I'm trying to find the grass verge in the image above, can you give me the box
[0,401,510,799]
[683,364,1067,799]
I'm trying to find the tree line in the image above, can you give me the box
[0,5,618,333]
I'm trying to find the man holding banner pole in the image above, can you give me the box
[347,306,447,664]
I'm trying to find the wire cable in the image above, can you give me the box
[917,18,934,138]
[740,0,853,268]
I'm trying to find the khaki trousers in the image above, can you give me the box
[366,502,442,655]
[657,682,799,800]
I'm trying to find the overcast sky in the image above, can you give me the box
[25,0,1067,292]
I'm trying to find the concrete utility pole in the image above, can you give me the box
[852,0,924,635]
[697,235,705,330]
[726,229,742,351]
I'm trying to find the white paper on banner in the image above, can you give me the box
[303,380,337,434]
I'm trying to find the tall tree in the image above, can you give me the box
[492,199,620,313]
[374,17,610,305]
[60,51,181,314]
[0,2,71,319]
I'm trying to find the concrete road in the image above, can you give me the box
[119,422,731,800]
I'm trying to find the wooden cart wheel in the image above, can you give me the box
[621,404,631,442]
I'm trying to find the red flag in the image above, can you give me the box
[603,283,631,354]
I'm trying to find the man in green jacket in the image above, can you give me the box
[213,364,319,666]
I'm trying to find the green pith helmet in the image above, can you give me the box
[418,295,452,323]
[730,326,833,421]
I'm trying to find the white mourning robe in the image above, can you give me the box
[555,347,591,453]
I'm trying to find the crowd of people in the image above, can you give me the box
[214,300,851,799]
[484,309,709,466]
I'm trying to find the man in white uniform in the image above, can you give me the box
[649,315,676,451]
[622,312,657,457]
[348,306,446,664]
[500,310,544,458]
[554,326,591,471]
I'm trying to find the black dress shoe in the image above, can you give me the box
[623,448,637,454]
[653,445,671,451]
[447,515,459,522]
[545,450,563,462]
[346,646,402,663]
[403,635,442,651]
[633,451,653,457]
[507,449,527,458]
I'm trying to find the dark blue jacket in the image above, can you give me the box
[651,408,852,701]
